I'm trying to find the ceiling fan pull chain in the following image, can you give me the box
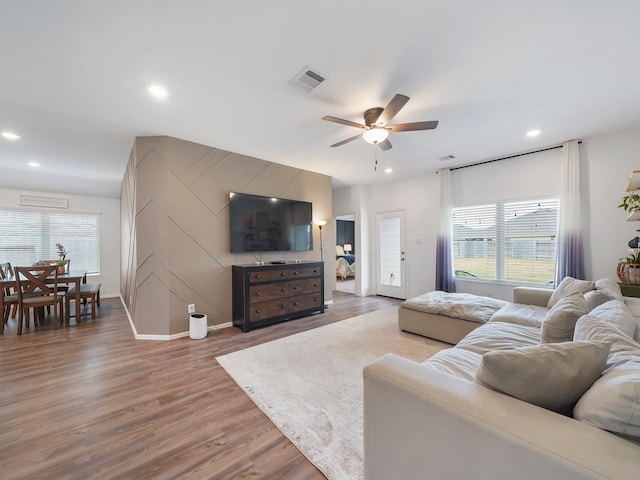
[374,146,378,171]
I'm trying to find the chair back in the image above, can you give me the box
[14,266,60,302]
[0,262,12,278]
[0,262,14,296]
[40,259,70,272]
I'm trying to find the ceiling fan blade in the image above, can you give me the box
[330,133,363,148]
[388,120,439,132]
[322,116,366,129]
[378,139,393,151]
[377,94,410,125]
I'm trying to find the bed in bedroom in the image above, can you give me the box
[336,245,355,280]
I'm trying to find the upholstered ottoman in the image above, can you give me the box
[398,291,507,344]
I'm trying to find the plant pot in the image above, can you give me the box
[57,265,66,275]
[616,262,640,285]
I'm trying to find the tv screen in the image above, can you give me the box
[229,192,313,253]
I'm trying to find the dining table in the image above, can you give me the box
[0,269,88,325]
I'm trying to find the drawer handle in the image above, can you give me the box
[293,286,299,290]
[256,291,261,296]
[281,304,286,308]
[314,297,319,301]
[281,288,286,292]
[256,274,261,279]
[256,309,261,313]
[314,269,318,273]
[293,271,298,275]
[314,283,318,287]
[280,272,286,276]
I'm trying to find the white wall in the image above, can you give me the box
[0,188,120,297]
[583,126,640,280]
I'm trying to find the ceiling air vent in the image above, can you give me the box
[289,65,326,92]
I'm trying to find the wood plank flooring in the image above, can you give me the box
[0,292,401,479]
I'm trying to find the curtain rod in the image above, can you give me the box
[449,140,582,171]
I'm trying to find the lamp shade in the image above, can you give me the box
[343,243,352,253]
[362,127,389,144]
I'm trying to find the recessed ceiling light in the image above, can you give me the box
[147,84,168,98]
[28,162,40,167]
[526,129,541,137]
[384,168,393,174]
[2,131,21,140]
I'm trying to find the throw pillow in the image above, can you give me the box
[588,300,637,338]
[574,360,640,440]
[547,276,595,308]
[541,292,589,343]
[336,245,344,255]
[475,341,610,413]
[584,279,624,310]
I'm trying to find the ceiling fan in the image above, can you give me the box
[322,94,438,151]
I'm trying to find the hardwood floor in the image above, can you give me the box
[0,292,401,479]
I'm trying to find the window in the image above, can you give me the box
[452,199,558,285]
[0,209,100,274]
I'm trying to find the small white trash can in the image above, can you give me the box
[189,313,208,339]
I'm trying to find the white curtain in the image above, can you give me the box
[435,168,455,292]
[554,140,585,285]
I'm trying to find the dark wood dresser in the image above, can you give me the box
[232,261,324,332]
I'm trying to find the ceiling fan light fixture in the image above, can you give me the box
[362,127,389,144]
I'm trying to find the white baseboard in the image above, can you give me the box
[118,295,233,341]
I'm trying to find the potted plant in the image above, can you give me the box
[617,251,640,285]
[618,192,640,214]
[55,243,67,274]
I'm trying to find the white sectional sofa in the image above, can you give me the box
[364,278,640,480]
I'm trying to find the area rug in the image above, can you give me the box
[216,307,448,479]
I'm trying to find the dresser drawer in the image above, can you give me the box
[250,298,289,321]
[290,266,322,279]
[290,277,322,296]
[249,283,289,303]
[249,269,289,283]
[290,293,322,313]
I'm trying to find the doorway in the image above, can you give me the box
[375,210,406,299]
[335,214,356,295]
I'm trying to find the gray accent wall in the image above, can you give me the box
[121,136,332,336]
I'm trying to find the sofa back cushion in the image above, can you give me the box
[572,314,640,440]
[475,341,610,414]
[540,292,588,343]
[588,300,636,338]
[547,276,595,308]
[584,278,624,311]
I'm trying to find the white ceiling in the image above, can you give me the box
[2,1,640,199]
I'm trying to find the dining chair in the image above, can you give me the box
[0,262,19,334]
[14,266,64,335]
[65,282,101,321]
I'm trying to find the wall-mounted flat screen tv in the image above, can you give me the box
[229,192,313,253]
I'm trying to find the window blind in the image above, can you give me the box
[452,199,558,285]
[0,208,101,274]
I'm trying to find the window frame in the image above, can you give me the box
[451,198,559,285]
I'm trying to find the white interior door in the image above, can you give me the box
[376,210,406,299]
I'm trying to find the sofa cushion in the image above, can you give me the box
[475,341,610,414]
[573,358,640,440]
[455,322,540,355]
[540,292,589,343]
[588,300,636,338]
[547,276,595,308]
[573,314,638,359]
[571,314,640,439]
[421,348,482,382]
[584,278,624,310]
[489,303,547,328]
